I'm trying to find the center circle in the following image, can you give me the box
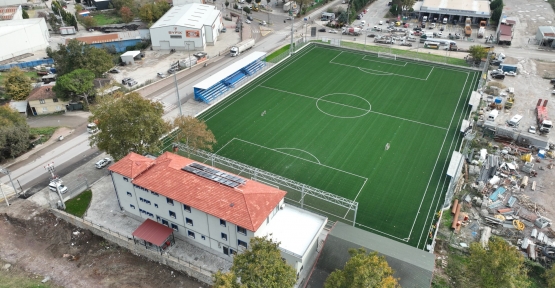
[315,93,371,119]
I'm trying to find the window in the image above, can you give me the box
[140,198,151,205]
[201,235,206,240]
[188,230,195,238]
[151,191,159,196]
[186,218,193,226]
[39,99,45,104]
[42,107,48,112]
[55,106,62,111]
[170,35,182,39]
[221,233,227,241]
[123,177,129,182]
[169,211,176,219]
[130,204,135,209]
[220,219,226,227]
[53,98,59,102]
[237,226,247,235]
[171,224,178,231]
[162,219,169,226]
[183,204,191,212]
[238,240,247,249]
[155,204,158,208]
[126,192,132,197]
[167,198,174,206]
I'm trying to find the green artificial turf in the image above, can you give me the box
[197,44,480,249]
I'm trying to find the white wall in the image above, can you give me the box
[0,19,50,61]
[172,0,204,6]
[150,26,205,51]
[0,0,26,5]
[111,172,141,218]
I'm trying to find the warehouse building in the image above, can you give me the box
[149,3,223,51]
[69,31,143,53]
[109,152,327,275]
[0,18,50,62]
[0,6,22,20]
[416,0,490,25]
[535,26,555,48]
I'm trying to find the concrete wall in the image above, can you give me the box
[51,209,214,285]
[28,99,68,115]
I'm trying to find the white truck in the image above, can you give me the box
[478,27,485,38]
[230,39,255,57]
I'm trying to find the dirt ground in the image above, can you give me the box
[0,200,209,288]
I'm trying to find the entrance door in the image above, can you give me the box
[160,41,170,50]
[223,246,229,255]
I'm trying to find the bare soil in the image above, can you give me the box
[0,200,209,288]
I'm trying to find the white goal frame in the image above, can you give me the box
[377,52,397,60]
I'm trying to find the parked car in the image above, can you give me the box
[95,157,112,169]
[491,73,505,80]
[235,27,240,32]
[221,27,227,32]
[260,21,267,26]
[329,29,338,34]
[109,68,120,74]
[168,68,176,74]
[379,21,383,25]
[157,72,166,78]
[127,80,138,86]
[247,15,253,21]
[367,34,376,37]
[504,71,516,76]
[121,78,132,85]
[48,180,68,194]
[529,126,537,134]
[245,19,251,24]
[318,28,326,32]
[549,79,555,84]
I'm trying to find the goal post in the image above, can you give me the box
[377,52,397,60]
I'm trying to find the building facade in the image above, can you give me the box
[26,86,68,115]
[109,152,327,274]
[0,18,50,61]
[149,4,222,51]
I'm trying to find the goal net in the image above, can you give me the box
[377,52,396,60]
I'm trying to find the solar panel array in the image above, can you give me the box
[182,163,246,188]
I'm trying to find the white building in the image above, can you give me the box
[0,18,50,61]
[0,0,26,6]
[108,152,327,274]
[417,0,491,24]
[149,4,223,51]
[172,0,204,6]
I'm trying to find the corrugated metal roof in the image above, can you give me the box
[538,26,555,38]
[132,218,173,246]
[150,4,220,29]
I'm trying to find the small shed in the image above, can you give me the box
[120,51,141,65]
[132,219,175,253]
[535,26,555,48]
[9,101,28,116]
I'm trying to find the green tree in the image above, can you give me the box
[82,16,97,29]
[225,1,229,8]
[467,236,530,288]
[172,115,216,154]
[468,45,488,63]
[139,3,155,23]
[243,6,251,14]
[213,236,296,288]
[152,0,170,20]
[22,9,29,19]
[400,0,415,17]
[0,105,30,161]
[47,39,114,77]
[89,91,169,160]
[120,6,134,23]
[545,265,555,288]
[490,0,503,11]
[491,7,502,24]
[53,69,95,104]
[112,0,134,11]
[325,248,399,288]
[4,67,32,101]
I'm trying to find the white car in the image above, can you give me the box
[245,19,251,24]
[157,72,166,78]
[49,180,68,194]
[95,157,112,169]
[529,126,537,134]
[379,21,383,25]
[504,71,516,76]
[260,21,267,26]
[329,29,338,34]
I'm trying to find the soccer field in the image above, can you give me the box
[197,44,480,249]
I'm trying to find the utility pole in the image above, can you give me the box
[0,167,18,196]
[44,163,65,210]
[341,0,351,44]
[173,62,183,116]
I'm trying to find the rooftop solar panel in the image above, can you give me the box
[181,163,246,188]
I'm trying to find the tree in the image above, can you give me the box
[0,105,30,161]
[82,16,97,29]
[4,67,32,101]
[545,265,555,288]
[400,0,415,17]
[243,6,251,14]
[468,45,488,63]
[139,3,155,23]
[213,236,296,288]
[120,6,134,23]
[467,236,530,288]
[112,0,134,11]
[491,7,502,24]
[47,39,114,77]
[152,0,171,20]
[225,1,229,8]
[490,0,503,11]
[266,0,270,6]
[89,92,169,160]
[172,115,216,154]
[53,69,95,104]
[324,248,399,288]
[22,9,29,19]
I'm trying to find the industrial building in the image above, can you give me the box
[0,6,22,20]
[0,18,50,62]
[69,31,143,53]
[149,3,223,51]
[172,0,204,6]
[108,152,327,274]
[535,26,555,48]
[415,0,490,25]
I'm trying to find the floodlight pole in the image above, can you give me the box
[289,6,294,55]
[173,65,183,116]
[44,163,65,210]
[0,167,18,196]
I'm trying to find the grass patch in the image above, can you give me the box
[266,44,290,62]
[91,13,122,25]
[29,126,58,140]
[65,190,92,218]
[197,44,479,248]
[0,260,60,288]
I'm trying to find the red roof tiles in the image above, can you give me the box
[111,152,286,232]
[108,152,155,179]
[27,86,55,101]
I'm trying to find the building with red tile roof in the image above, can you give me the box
[26,85,69,115]
[108,152,326,275]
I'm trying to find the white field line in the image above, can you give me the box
[355,222,410,242]
[406,70,471,243]
[275,148,321,164]
[343,178,368,218]
[331,60,430,81]
[416,71,480,250]
[233,138,368,181]
[425,67,435,80]
[357,68,393,76]
[362,55,408,67]
[200,45,317,122]
[214,137,237,155]
[260,85,447,130]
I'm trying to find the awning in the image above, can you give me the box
[132,219,173,246]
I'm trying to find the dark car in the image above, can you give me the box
[318,28,326,32]
[550,79,555,84]
[247,15,253,21]
[221,27,226,33]
[491,60,503,66]
[109,68,120,73]
[356,15,361,20]
[235,27,240,32]
[367,34,376,37]
[421,23,426,28]
[491,73,505,80]
[121,78,132,85]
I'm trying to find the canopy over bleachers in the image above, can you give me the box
[193,51,267,104]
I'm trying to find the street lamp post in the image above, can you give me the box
[186,43,191,70]
[173,64,183,117]
[289,6,294,55]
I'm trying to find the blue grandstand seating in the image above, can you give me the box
[243,60,266,76]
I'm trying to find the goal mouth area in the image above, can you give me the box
[377,52,397,60]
